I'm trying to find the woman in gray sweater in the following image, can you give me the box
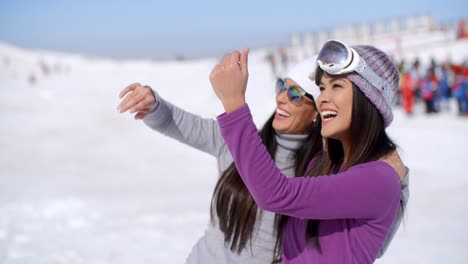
[117,57,409,263]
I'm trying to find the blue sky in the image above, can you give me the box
[0,0,466,59]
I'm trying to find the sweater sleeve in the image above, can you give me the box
[143,89,225,157]
[378,170,410,257]
[217,104,401,220]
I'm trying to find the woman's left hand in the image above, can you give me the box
[380,150,407,183]
[210,48,249,113]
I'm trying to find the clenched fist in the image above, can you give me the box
[210,48,249,113]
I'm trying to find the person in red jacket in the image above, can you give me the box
[401,70,414,115]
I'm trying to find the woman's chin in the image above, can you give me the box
[321,127,334,139]
[273,121,287,133]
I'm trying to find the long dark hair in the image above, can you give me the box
[272,115,323,263]
[211,107,323,259]
[290,68,398,252]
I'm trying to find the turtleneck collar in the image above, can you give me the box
[275,131,308,152]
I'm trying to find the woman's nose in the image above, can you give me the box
[317,90,330,105]
[276,89,289,104]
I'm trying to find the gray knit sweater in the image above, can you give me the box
[143,91,409,263]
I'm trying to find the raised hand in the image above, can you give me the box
[209,48,249,113]
[118,82,156,120]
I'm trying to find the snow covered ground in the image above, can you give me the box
[0,38,467,263]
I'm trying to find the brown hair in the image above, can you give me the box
[211,108,323,260]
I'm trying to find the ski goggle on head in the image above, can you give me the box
[275,78,313,106]
[316,40,392,96]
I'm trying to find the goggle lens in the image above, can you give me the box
[317,40,349,66]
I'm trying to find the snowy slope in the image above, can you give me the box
[0,37,467,264]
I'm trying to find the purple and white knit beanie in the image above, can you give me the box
[346,45,399,127]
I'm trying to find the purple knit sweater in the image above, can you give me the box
[217,105,401,264]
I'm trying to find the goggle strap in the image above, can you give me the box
[354,59,393,105]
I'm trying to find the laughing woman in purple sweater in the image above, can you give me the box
[209,41,408,263]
